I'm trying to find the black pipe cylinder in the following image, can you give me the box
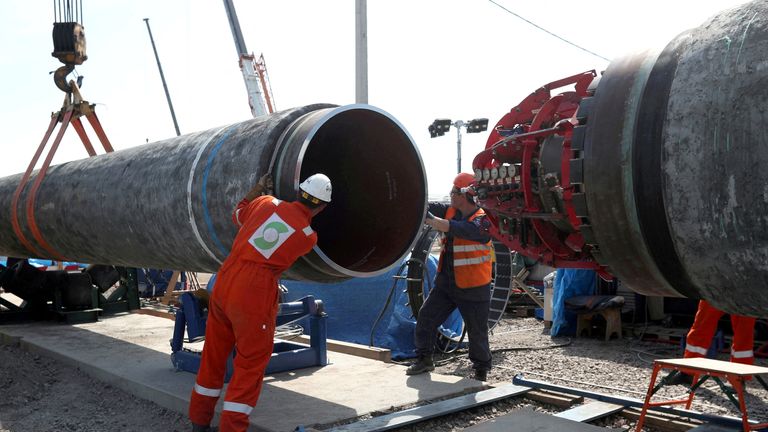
[585,1,768,315]
[0,104,427,282]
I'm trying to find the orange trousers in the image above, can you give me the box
[684,300,756,365]
[189,260,279,431]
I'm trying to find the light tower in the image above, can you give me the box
[429,118,489,173]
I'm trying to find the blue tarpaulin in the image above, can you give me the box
[551,269,596,336]
[280,256,440,360]
[206,255,465,360]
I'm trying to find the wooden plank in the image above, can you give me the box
[525,389,583,408]
[134,308,174,320]
[326,384,531,432]
[293,335,391,363]
[511,269,544,308]
[555,401,624,422]
[620,408,700,432]
[465,408,613,431]
[159,271,182,305]
[656,357,768,376]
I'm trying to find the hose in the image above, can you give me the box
[435,328,467,354]
[369,262,408,347]
[420,336,571,368]
[405,226,438,318]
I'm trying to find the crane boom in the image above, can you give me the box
[222,0,269,118]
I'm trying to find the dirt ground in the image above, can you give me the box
[0,343,188,432]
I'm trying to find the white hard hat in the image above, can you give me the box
[299,173,332,203]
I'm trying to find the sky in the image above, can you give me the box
[0,0,751,200]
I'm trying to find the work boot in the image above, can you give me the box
[474,369,489,382]
[406,356,435,375]
[191,423,217,432]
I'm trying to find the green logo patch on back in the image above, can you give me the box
[248,213,295,259]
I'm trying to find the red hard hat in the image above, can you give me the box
[453,172,474,189]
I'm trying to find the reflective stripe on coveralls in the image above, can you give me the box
[732,348,754,359]
[194,383,221,397]
[190,195,317,431]
[223,401,254,415]
[685,344,710,356]
[439,207,492,288]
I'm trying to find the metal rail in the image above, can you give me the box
[314,374,753,431]
[513,374,750,429]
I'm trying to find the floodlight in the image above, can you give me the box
[428,124,440,138]
[466,118,489,134]
[427,117,487,174]
[428,118,452,138]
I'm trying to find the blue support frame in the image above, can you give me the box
[170,293,328,380]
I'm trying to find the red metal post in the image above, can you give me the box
[635,364,661,431]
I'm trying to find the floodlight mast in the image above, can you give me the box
[454,120,465,173]
[428,118,488,173]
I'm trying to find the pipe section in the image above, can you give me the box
[0,104,427,282]
[585,1,768,314]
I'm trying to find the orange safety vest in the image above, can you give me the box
[438,207,492,288]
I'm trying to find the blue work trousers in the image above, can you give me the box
[414,282,492,371]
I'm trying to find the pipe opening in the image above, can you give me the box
[291,106,426,276]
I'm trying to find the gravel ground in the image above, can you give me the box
[382,317,768,431]
[0,343,187,432]
[2,315,767,432]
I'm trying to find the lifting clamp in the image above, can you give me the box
[9,0,114,260]
[10,80,114,261]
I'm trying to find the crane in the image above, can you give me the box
[222,0,275,118]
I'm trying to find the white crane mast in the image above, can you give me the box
[222,0,271,118]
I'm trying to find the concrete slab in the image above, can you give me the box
[0,312,484,432]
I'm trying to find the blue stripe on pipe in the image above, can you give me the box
[202,126,237,256]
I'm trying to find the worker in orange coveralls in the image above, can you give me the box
[189,172,332,432]
[686,299,756,364]
[671,299,756,386]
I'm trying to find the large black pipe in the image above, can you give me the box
[0,104,427,282]
[585,1,768,314]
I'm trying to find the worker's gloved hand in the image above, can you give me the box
[244,174,274,200]
[258,173,274,192]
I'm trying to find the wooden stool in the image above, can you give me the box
[575,306,622,341]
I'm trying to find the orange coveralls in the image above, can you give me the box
[189,195,317,431]
[684,299,756,365]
